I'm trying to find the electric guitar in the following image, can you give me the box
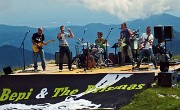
[138,40,152,50]
[118,38,126,50]
[118,29,139,50]
[138,34,152,50]
[32,40,55,52]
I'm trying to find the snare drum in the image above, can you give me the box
[98,48,104,53]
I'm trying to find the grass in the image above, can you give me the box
[121,83,180,110]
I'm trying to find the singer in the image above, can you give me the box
[32,28,47,71]
[119,22,135,66]
[57,25,74,72]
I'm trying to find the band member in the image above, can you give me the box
[32,28,47,71]
[95,32,107,59]
[135,26,158,69]
[119,22,135,66]
[57,25,74,72]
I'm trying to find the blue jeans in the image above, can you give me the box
[137,48,157,67]
[33,49,46,69]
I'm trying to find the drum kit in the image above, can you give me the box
[72,38,109,70]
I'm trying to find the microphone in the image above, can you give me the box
[110,28,114,32]
[25,30,30,34]
[84,28,87,33]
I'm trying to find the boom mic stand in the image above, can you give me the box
[104,28,113,67]
[19,31,30,71]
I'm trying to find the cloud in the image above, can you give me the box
[0,0,13,13]
[73,0,180,21]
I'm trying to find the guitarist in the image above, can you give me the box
[135,26,158,70]
[119,22,135,66]
[32,28,47,71]
[57,25,74,72]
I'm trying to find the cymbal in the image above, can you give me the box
[81,43,91,46]
[103,43,110,46]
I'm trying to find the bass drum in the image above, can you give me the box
[79,52,96,69]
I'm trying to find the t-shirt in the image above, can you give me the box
[95,38,106,48]
[57,32,70,46]
[32,33,45,43]
[140,33,154,49]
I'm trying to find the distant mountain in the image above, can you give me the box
[0,13,180,71]
[0,45,54,71]
[128,13,180,30]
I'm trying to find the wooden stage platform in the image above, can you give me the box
[14,61,180,75]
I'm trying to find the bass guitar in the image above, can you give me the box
[32,40,55,52]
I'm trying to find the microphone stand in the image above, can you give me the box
[104,28,113,67]
[19,31,30,71]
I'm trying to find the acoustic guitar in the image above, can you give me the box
[32,40,55,52]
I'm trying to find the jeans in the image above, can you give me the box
[59,46,72,70]
[33,49,46,69]
[137,48,157,67]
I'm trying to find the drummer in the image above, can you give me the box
[95,32,107,59]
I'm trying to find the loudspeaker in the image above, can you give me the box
[158,72,177,86]
[160,61,169,72]
[154,26,163,39]
[3,66,13,75]
[55,52,71,64]
[109,53,118,64]
[164,26,173,39]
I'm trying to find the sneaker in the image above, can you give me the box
[154,66,158,70]
[69,69,73,71]
[59,69,62,72]
[43,68,46,71]
[34,68,38,71]
[134,66,139,70]
[132,61,135,66]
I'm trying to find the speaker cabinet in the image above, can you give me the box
[109,53,118,64]
[55,52,71,64]
[164,26,173,39]
[158,72,177,86]
[154,26,163,39]
[3,66,13,75]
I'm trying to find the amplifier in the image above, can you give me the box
[55,52,71,65]
[158,71,177,86]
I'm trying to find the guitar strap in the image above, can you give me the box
[143,34,151,48]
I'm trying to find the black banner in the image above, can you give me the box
[0,73,155,109]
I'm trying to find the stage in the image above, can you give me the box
[14,61,180,75]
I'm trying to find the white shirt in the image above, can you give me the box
[57,32,70,46]
[140,33,154,49]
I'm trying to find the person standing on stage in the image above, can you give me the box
[135,26,158,69]
[95,32,107,59]
[119,22,135,66]
[32,28,47,71]
[57,25,74,72]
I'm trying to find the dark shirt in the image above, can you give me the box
[120,29,131,45]
[32,33,45,44]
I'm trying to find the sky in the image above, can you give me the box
[0,0,180,28]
